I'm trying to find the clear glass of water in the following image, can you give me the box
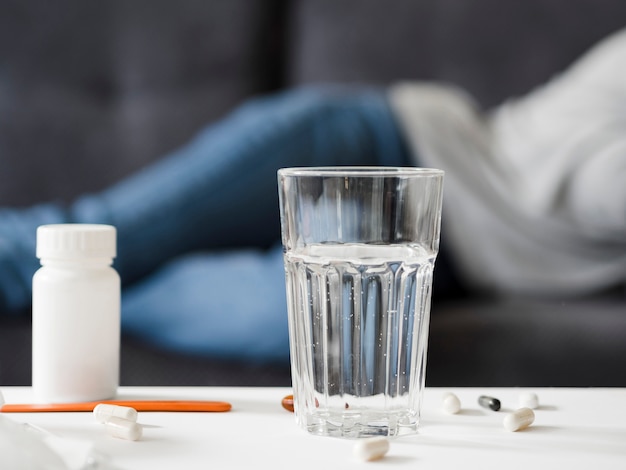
[277,167,444,438]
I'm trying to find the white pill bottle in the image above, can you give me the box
[32,224,120,403]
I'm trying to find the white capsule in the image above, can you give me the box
[503,407,535,432]
[105,416,143,441]
[518,392,539,409]
[93,403,138,424]
[353,436,390,461]
[441,392,461,414]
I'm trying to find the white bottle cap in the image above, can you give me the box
[36,224,116,259]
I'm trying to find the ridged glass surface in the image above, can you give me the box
[284,243,433,438]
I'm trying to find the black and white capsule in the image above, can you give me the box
[478,395,501,411]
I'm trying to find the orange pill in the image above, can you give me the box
[281,394,294,412]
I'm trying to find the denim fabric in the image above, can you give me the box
[73,86,411,284]
[0,86,411,363]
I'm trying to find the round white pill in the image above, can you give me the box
[93,403,138,424]
[441,392,461,414]
[518,392,539,409]
[105,416,143,441]
[503,407,535,432]
[353,436,390,461]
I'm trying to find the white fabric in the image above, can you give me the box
[389,28,626,297]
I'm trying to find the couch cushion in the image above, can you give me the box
[287,0,626,108]
[0,0,283,206]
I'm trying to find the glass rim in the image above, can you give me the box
[278,166,444,178]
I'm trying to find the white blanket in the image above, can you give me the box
[389,28,626,297]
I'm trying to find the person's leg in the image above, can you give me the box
[85,86,410,284]
[101,86,413,363]
[121,243,290,363]
[0,204,66,311]
[0,85,410,314]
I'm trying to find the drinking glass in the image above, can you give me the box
[278,166,444,438]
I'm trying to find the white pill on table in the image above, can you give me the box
[518,392,539,409]
[441,392,461,414]
[503,407,535,432]
[353,436,390,461]
[93,403,138,423]
[105,416,143,441]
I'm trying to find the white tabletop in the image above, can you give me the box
[1,386,625,469]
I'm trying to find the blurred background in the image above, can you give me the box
[1,0,625,387]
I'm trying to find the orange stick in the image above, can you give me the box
[0,399,232,413]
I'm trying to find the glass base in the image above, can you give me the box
[299,410,419,439]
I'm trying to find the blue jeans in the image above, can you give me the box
[0,86,411,363]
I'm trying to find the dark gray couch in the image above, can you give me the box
[1,0,625,388]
